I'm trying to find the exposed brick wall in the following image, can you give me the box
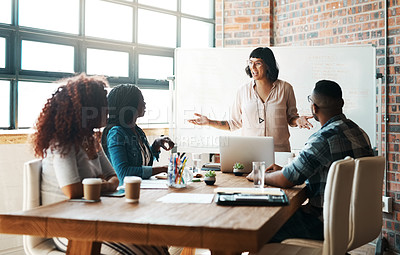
[215,0,274,46]
[215,0,400,252]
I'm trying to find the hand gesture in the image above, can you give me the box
[188,113,210,126]
[296,116,314,129]
[153,136,175,152]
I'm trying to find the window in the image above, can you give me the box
[139,89,170,125]
[0,81,10,127]
[138,0,177,11]
[0,0,214,129]
[0,38,5,68]
[19,0,79,34]
[139,55,173,80]
[85,0,133,42]
[138,9,176,48]
[0,0,12,24]
[87,48,129,77]
[181,18,214,48]
[21,41,74,73]
[18,81,60,128]
[181,0,213,19]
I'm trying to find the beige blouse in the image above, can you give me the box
[227,79,299,152]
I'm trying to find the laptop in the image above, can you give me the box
[219,136,275,173]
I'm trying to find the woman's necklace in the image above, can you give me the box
[256,100,265,124]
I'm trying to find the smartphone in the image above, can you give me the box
[102,189,125,197]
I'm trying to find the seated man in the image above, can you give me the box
[248,79,374,242]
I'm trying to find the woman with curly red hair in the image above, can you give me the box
[30,74,170,255]
[31,73,118,202]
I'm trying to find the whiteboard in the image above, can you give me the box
[173,46,376,153]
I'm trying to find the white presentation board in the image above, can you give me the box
[173,46,376,153]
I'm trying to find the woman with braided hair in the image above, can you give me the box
[102,84,175,185]
[31,74,170,254]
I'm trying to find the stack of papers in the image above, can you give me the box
[202,163,221,171]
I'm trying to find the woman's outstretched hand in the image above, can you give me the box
[188,113,210,126]
[296,116,314,129]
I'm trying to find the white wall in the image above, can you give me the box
[0,144,36,254]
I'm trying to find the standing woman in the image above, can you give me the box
[31,74,169,254]
[102,84,175,184]
[189,47,312,152]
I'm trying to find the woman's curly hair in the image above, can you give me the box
[31,73,109,160]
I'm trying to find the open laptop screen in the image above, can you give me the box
[219,136,274,173]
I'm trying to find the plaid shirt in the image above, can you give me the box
[282,114,373,209]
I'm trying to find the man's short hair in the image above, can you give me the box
[313,80,342,99]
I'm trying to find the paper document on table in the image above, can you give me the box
[117,177,168,190]
[214,187,284,196]
[157,193,215,204]
[141,179,168,189]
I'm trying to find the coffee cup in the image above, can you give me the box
[124,176,142,203]
[82,178,102,201]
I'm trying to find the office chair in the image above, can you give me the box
[255,157,355,255]
[23,159,63,255]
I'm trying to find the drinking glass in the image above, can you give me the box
[252,161,265,189]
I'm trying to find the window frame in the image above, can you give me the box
[0,0,215,129]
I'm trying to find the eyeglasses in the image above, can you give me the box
[247,60,263,68]
[308,95,320,108]
[307,95,313,103]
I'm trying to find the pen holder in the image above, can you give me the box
[168,153,190,188]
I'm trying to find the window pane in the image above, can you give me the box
[0,38,5,68]
[181,0,213,19]
[87,48,129,77]
[21,41,74,73]
[181,19,213,48]
[0,0,12,24]
[138,89,169,124]
[19,0,79,34]
[86,0,133,42]
[138,9,176,48]
[139,55,173,80]
[0,81,10,127]
[138,0,176,11]
[18,81,60,128]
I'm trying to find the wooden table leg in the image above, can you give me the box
[180,247,196,255]
[67,240,101,255]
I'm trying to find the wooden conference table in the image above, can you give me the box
[0,172,306,255]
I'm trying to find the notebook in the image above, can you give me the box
[214,187,289,206]
[219,136,275,173]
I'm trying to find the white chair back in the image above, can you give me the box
[23,159,63,255]
[322,157,355,255]
[347,156,385,251]
[23,159,42,211]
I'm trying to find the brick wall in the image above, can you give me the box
[215,0,400,252]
